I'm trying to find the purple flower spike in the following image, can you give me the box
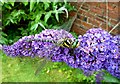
[2,28,120,79]
[2,29,75,59]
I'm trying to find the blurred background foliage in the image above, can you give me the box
[1,1,75,45]
[1,50,96,82]
[1,49,120,82]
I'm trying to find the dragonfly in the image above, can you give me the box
[34,15,78,76]
[35,1,89,75]
[34,37,80,75]
[34,2,84,75]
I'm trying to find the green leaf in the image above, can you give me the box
[37,0,39,4]
[30,22,38,31]
[70,32,78,38]
[4,4,12,9]
[58,6,68,18]
[30,0,36,12]
[0,38,7,44]
[35,12,42,22]
[55,11,59,22]
[9,2,15,6]
[0,0,5,4]
[63,0,67,5]
[0,35,8,44]
[1,32,7,37]
[52,1,57,7]
[23,2,28,6]
[44,11,52,23]
[11,10,25,17]
[43,2,50,10]
[9,18,14,23]
[0,27,2,30]
[38,22,46,30]
[103,74,120,83]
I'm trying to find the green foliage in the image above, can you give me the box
[1,49,120,82]
[70,32,78,39]
[1,1,75,44]
[1,50,95,82]
[103,71,120,83]
[0,27,8,44]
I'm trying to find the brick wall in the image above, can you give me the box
[69,2,120,35]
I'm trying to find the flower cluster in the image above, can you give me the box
[3,35,36,57]
[104,35,120,79]
[2,28,120,79]
[2,29,74,60]
[74,28,114,71]
[72,28,119,78]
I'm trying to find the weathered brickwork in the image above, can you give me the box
[70,2,120,35]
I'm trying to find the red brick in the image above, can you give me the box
[90,7,104,15]
[96,14,107,20]
[77,2,83,6]
[99,3,106,9]
[102,9,107,16]
[95,16,106,23]
[119,2,120,16]
[71,24,87,35]
[100,23,107,29]
[109,6,119,13]
[69,2,119,35]
[108,10,119,20]
[85,12,94,18]
[70,2,81,9]
[81,3,90,11]
[108,2,115,11]
[74,19,81,25]
[108,2,118,10]
[77,0,85,2]
[80,21,93,29]
[74,18,93,29]
[78,9,87,15]
[110,20,119,26]
[88,18,101,27]
[77,14,84,20]
[107,4,118,13]
[112,2,119,6]
[70,2,77,6]
[100,23,112,32]
[88,2,98,7]
[69,11,76,17]
[107,26,113,31]
[113,6,119,14]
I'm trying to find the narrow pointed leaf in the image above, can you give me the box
[38,22,46,30]
[45,11,52,23]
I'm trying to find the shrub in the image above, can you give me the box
[1,1,75,44]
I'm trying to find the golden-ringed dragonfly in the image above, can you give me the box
[29,37,80,75]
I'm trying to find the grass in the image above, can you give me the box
[1,50,95,82]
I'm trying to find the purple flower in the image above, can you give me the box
[73,28,119,77]
[2,29,74,59]
[104,58,120,79]
[2,28,120,79]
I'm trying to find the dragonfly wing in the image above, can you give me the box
[62,15,77,32]
[35,58,47,76]
[53,15,77,32]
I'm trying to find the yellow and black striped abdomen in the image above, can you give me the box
[58,38,80,48]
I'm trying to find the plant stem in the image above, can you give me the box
[109,22,120,34]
